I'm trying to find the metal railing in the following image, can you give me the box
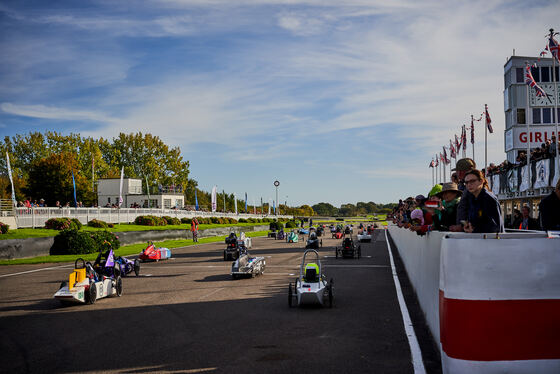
[1,199,15,217]
[14,207,293,228]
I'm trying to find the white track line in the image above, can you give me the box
[198,287,223,300]
[384,230,426,374]
[0,264,73,278]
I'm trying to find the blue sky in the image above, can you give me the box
[1,0,559,206]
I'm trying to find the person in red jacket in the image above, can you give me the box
[190,218,199,242]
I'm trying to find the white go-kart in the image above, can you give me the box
[288,249,333,308]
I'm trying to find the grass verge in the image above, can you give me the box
[0,230,268,266]
[0,222,269,240]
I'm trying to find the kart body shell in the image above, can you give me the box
[287,231,299,243]
[224,232,252,260]
[276,230,285,240]
[114,256,140,276]
[139,242,171,262]
[299,228,309,235]
[231,251,266,279]
[357,231,372,242]
[288,250,333,307]
[336,238,361,259]
[333,232,344,239]
[305,232,322,249]
[54,259,122,304]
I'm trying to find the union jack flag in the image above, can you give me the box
[462,125,467,151]
[484,104,493,134]
[525,63,549,101]
[455,134,461,151]
[429,159,434,168]
[435,155,439,167]
[547,33,560,63]
[450,140,456,159]
[443,146,449,164]
[470,116,475,144]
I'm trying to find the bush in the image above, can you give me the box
[45,217,79,230]
[88,219,108,228]
[134,215,166,226]
[181,217,192,224]
[285,220,297,228]
[162,216,181,225]
[71,218,83,230]
[108,223,114,228]
[51,229,120,255]
[238,218,247,223]
[0,222,9,234]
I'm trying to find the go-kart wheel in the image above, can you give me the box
[288,283,293,307]
[86,284,97,304]
[134,259,140,276]
[115,276,123,297]
[59,281,68,290]
[320,239,323,248]
[223,251,227,261]
[113,265,121,278]
[75,258,86,269]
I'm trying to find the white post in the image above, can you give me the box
[551,29,559,175]
[432,165,434,186]
[526,74,531,189]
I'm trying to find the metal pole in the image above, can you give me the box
[471,115,475,163]
[551,29,559,176]
[484,105,488,177]
[526,73,531,189]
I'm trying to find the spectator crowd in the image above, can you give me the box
[390,157,560,234]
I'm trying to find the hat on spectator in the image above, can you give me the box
[415,194,426,202]
[410,208,424,225]
[436,182,462,199]
[452,158,476,171]
[428,184,442,197]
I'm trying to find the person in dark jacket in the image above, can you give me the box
[450,158,476,231]
[462,169,504,233]
[539,179,560,230]
[518,205,540,230]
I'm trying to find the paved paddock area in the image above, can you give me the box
[0,229,428,373]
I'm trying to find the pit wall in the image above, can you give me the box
[0,225,269,260]
[387,224,560,374]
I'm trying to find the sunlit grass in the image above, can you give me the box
[0,230,268,265]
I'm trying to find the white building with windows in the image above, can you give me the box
[503,55,559,162]
[97,178,184,209]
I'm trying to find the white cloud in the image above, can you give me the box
[0,103,112,123]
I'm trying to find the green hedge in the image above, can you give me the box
[87,219,108,228]
[44,217,80,230]
[285,220,297,228]
[134,215,167,226]
[51,229,120,255]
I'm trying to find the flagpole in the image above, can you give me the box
[525,69,531,189]
[484,105,488,176]
[550,28,559,176]
[432,163,434,186]
[471,115,475,163]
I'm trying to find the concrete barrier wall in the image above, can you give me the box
[388,225,445,342]
[388,224,560,373]
[0,225,269,260]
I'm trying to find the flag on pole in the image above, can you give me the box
[234,193,237,215]
[195,189,199,211]
[429,159,434,168]
[268,199,271,215]
[244,192,247,213]
[118,166,124,207]
[546,32,560,62]
[434,155,439,167]
[450,140,456,159]
[211,186,217,212]
[462,125,467,150]
[443,146,449,164]
[525,63,550,101]
[455,134,461,151]
[6,152,16,207]
[72,169,78,208]
[484,104,493,134]
[470,117,475,144]
[273,199,276,215]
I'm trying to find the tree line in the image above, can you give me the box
[311,201,397,217]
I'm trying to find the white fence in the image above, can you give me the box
[14,207,292,228]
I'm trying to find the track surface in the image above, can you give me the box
[0,229,416,373]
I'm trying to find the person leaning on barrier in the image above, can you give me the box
[539,179,560,231]
[461,169,504,234]
[432,182,462,231]
[449,158,476,232]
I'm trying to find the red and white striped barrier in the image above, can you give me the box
[388,225,560,373]
[439,232,560,373]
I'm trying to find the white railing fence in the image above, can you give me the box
[14,207,293,228]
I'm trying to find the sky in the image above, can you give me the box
[1,0,559,207]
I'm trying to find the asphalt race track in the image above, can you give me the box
[0,229,437,373]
